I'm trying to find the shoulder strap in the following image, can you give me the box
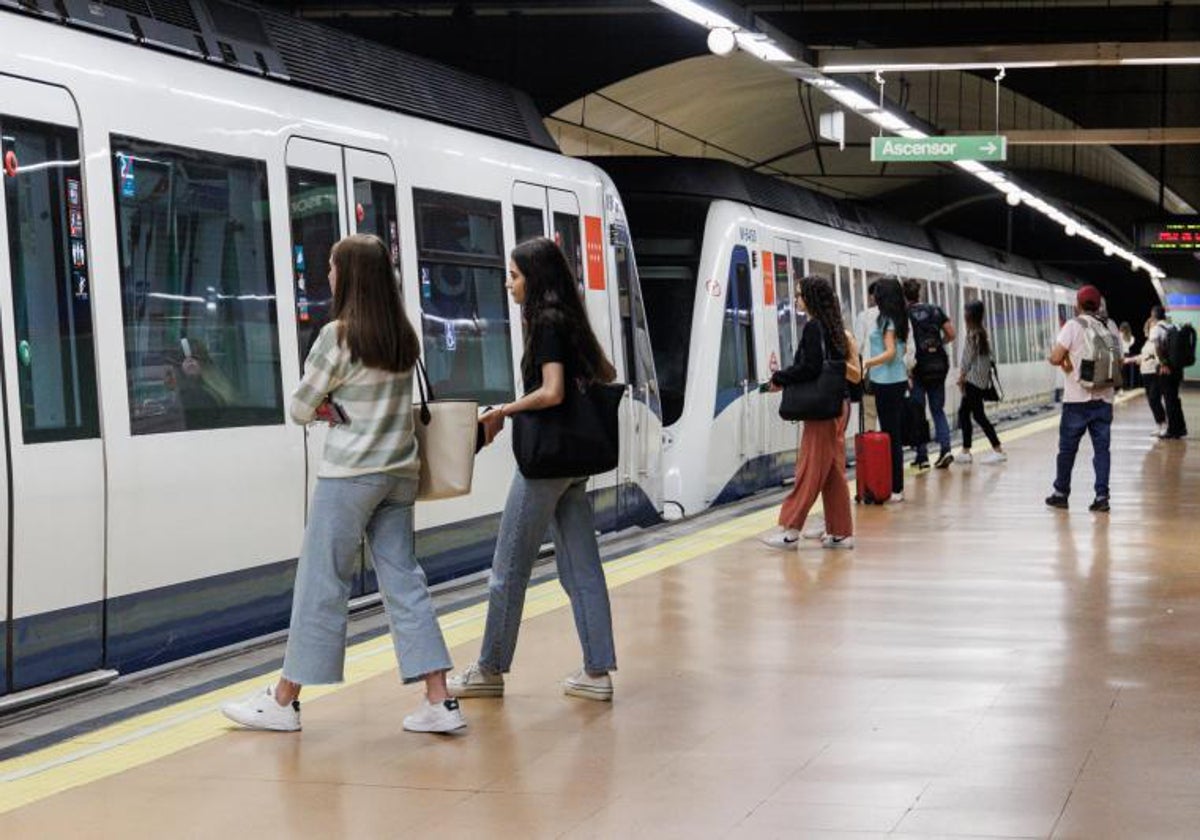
[415,357,435,425]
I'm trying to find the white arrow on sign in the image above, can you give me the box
[981,142,997,155]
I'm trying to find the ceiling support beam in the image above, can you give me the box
[996,128,1200,146]
[818,41,1200,73]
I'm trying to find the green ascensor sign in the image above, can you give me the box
[871,135,1007,163]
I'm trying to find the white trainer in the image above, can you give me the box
[801,519,826,540]
[563,669,613,701]
[759,529,800,549]
[221,685,301,732]
[955,452,973,464]
[888,492,904,504]
[403,697,467,733]
[821,535,855,550]
[447,662,505,698]
[981,450,1008,465]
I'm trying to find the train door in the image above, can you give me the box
[713,245,760,499]
[285,139,398,596]
[0,79,106,695]
[765,241,797,467]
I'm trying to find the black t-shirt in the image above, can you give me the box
[523,321,575,393]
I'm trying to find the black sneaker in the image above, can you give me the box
[934,452,954,469]
[1045,493,1069,510]
[912,459,930,471]
[1089,496,1110,513]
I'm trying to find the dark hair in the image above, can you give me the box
[867,280,879,301]
[330,234,420,372]
[873,276,909,343]
[902,278,922,303]
[965,299,992,357]
[1151,305,1166,320]
[798,275,847,357]
[511,237,616,385]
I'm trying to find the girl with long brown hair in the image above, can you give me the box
[761,275,860,550]
[223,234,465,734]
[449,236,621,702]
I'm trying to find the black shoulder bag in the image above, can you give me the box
[512,378,626,479]
[779,325,847,422]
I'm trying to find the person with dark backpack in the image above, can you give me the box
[903,278,956,470]
[1156,311,1194,439]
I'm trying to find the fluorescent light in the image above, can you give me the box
[897,128,928,139]
[734,32,796,63]
[955,160,987,174]
[824,86,879,112]
[869,111,913,132]
[653,0,741,30]
[825,60,1060,74]
[1118,57,1200,66]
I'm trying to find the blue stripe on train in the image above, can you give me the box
[712,451,797,508]
[5,482,659,691]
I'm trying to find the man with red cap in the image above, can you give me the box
[1046,284,1122,512]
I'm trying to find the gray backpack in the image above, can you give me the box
[1076,315,1122,390]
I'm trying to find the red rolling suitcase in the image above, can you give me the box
[855,402,892,505]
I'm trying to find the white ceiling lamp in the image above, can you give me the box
[654,0,741,30]
[707,27,737,57]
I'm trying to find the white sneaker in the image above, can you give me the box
[221,685,301,732]
[821,535,855,550]
[955,452,973,464]
[447,662,505,698]
[981,451,1007,465]
[801,519,826,540]
[564,669,613,701]
[403,697,467,733]
[759,529,800,549]
[888,493,904,504]
[1152,426,1166,438]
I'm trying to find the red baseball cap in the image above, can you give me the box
[1076,285,1103,310]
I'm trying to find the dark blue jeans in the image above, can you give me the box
[1054,401,1113,499]
[910,379,951,462]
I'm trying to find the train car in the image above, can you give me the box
[0,0,661,702]
[597,157,1065,519]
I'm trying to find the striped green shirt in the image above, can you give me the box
[291,321,419,479]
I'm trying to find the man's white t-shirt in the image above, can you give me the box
[1056,316,1121,404]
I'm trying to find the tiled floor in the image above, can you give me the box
[1,393,1197,838]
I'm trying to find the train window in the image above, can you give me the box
[353,179,400,267]
[513,205,543,244]
[288,168,339,364]
[2,117,100,443]
[413,188,514,404]
[113,136,283,435]
[613,221,660,419]
[774,252,794,367]
[716,247,756,412]
[553,211,583,289]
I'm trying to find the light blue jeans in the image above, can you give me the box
[479,474,617,675]
[282,473,452,685]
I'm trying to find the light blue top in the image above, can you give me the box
[868,316,908,384]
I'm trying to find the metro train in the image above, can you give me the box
[599,158,1078,519]
[0,0,664,700]
[0,1,1081,704]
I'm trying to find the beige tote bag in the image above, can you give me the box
[412,359,478,501]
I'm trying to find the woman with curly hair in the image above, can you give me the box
[761,275,860,550]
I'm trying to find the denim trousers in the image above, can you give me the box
[282,473,452,685]
[1054,401,1113,498]
[910,379,951,461]
[479,473,616,674]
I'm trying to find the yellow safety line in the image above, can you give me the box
[0,394,1133,813]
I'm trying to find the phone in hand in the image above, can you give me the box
[315,399,349,426]
[757,381,773,393]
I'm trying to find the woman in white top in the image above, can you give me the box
[1141,307,1167,436]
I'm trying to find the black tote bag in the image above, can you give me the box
[779,327,846,422]
[512,380,625,479]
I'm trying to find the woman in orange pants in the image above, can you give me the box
[761,275,860,550]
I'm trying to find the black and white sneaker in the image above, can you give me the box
[403,697,467,733]
[759,529,800,549]
[221,685,301,732]
[934,452,954,469]
[1045,493,1069,510]
[1088,496,1110,513]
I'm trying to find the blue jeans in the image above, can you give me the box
[479,473,616,674]
[282,474,452,685]
[910,379,951,462]
[1054,401,1113,499]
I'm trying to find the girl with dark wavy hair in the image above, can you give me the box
[761,276,861,550]
[450,236,620,702]
[862,276,909,502]
[956,299,1005,463]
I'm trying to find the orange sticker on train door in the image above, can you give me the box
[763,251,775,305]
[584,216,606,291]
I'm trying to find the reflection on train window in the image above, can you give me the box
[513,205,544,244]
[553,211,583,287]
[113,136,283,435]
[413,189,513,403]
[613,222,661,418]
[2,117,99,443]
[716,248,757,413]
[774,252,794,366]
[288,168,339,364]
[353,179,399,267]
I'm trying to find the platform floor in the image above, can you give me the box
[1,392,1198,839]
